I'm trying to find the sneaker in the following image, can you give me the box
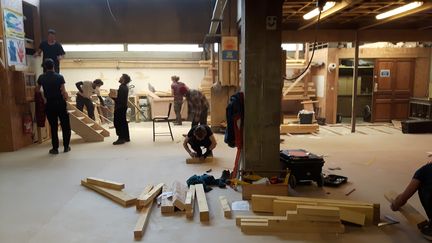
[64,146,71,153]
[421,223,432,241]
[49,148,59,155]
[125,138,130,142]
[113,139,125,145]
[173,122,182,126]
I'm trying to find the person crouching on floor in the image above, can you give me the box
[183,125,216,160]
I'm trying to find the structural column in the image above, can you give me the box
[240,0,283,174]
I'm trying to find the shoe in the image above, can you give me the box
[173,122,182,126]
[113,139,125,145]
[49,148,59,154]
[64,146,71,153]
[125,138,130,142]
[421,223,432,241]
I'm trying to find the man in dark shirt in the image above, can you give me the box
[109,74,131,145]
[34,29,65,73]
[171,75,187,125]
[391,163,432,240]
[183,125,217,159]
[36,58,71,154]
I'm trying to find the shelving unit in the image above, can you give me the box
[409,98,432,120]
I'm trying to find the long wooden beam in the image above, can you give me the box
[282,29,432,42]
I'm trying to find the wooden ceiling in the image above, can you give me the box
[282,0,432,30]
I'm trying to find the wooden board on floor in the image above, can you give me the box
[219,196,231,218]
[185,185,196,219]
[161,184,175,214]
[240,219,345,234]
[86,177,125,191]
[195,184,209,221]
[339,208,366,226]
[186,157,214,164]
[136,185,153,210]
[242,184,289,200]
[385,191,428,228]
[280,124,319,134]
[133,200,154,240]
[81,179,136,207]
[138,183,164,207]
[172,181,188,211]
[297,205,340,217]
[235,215,287,227]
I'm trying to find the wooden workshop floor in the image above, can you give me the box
[0,122,431,243]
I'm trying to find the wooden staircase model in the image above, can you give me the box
[282,68,316,101]
[67,102,110,142]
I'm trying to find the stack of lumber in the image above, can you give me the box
[134,184,156,240]
[81,177,136,207]
[238,204,345,234]
[251,194,380,226]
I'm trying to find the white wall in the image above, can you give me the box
[61,68,206,94]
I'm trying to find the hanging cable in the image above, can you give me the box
[284,9,322,81]
[106,0,118,22]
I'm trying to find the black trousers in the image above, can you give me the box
[188,140,211,157]
[191,108,208,128]
[46,100,71,149]
[76,94,95,120]
[419,184,432,221]
[114,107,129,140]
[174,101,183,124]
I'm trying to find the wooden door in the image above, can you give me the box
[372,59,414,122]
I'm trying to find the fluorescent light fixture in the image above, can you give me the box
[282,43,304,51]
[376,1,423,20]
[63,44,124,52]
[303,1,336,20]
[128,44,203,52]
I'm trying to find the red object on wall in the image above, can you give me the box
[23,113,33,134]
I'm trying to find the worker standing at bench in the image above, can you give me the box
[180,86,209,128]
[171,75,187,126]
[75,79,105,120]
[183,125,216,160]
[390,162,432,240]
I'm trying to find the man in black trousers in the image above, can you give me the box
[110,74,131,145]
[36,58,71,154]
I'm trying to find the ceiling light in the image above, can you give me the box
[303,1,336,20]
[376,1,423,20]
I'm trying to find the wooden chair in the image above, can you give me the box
[152,103,174,141]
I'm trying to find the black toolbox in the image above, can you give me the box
[280,149,325,188]
[401,120,432,134]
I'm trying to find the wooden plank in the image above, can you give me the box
[136,185,153,210]
[236,215,287,227]
[242,184,288,200]
[385,191,428,228]
[81,179,136,207]
[195,184,209,222]
[296,205,340,217]
[280,124,319,134]
[161,184,175,214]
[241,220,345,234]
[286,210,340,223]
[273,200,318,216]
[339,208,366,226]
[138,183,164,207]
[219,196,231,218]
[172,181,188,211]
[185,185,196,219]
[186,157,213,164]
[86,177,125,190]
[133,200,153,240]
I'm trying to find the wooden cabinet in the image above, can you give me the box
[14,72,36,103]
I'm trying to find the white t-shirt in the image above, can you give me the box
[80,81,100,99]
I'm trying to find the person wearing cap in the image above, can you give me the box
[35,58,71,154]
[109,74,131,145]
[75,79,105,120]
[34,29,65,73]
[179,86,209,128]
[183,125,217,159]
[170,75,187,125]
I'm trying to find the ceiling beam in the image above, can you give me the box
[282,29,432,42]
[297,0,354,30]
[358,2,432,30]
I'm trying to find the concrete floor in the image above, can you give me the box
[0,122,431,243]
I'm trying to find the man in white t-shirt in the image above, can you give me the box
[75,79,105,120]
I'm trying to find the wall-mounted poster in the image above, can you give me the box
[1,0,23,14]
[380,69,390,77]
[221,36,238,61]
[6,37,26,66]
[3,8,24,38]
